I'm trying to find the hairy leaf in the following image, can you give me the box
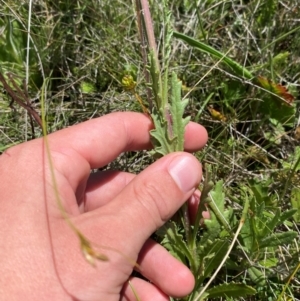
[150,72,189,157]
[205,283,256,299]
[258,231,298,250]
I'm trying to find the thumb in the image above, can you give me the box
[88,152,202,255]
[52,152,202,301]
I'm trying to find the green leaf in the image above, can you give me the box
[169,72,190,151]
[150,72,190,157]
[256,0,278,26]
[149,110,174,157]
[259,97,296,127]
[272,51,290,69]
[247,266,266,286]
[205,283,256,299]
[203,182,224,239]
[148,51,163,109]
[278,208,298,224]
[239,215,255,252]
[258,231,298,250]
[205,180,233,235]
[0,18,25,64]
[0,17,42,90]
[281,146,300,171]
[157,221,194,267]
[259,257,278,268]
[202,240,229,280]
[173,31,253,80]
[259,208,280,237]
[210,180,225,210]
[264,119,285,145]
[249,180,270,205]
[80,81,96,93]
[291,188,300,222]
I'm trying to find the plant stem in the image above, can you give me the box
[135,0,152,109]
[207,193,232,233]
[193,193,250,301]
[139,0,159,70]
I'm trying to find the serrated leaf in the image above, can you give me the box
[205,283,256,299]
[210,180,225,210]
[203,215,221,240]
[272,51,289,67]
[150,110,175,157]
[157,221,194,265]
[150,72,190,157]
[204,180,233,239]
[169,72,190,150]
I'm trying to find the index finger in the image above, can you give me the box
[48,112,208,169]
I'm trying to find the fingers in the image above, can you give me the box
[52,111,206,215]
[48,112,207,169]
[4,112,207,212]
[121,277,169,301]
[48,112,153,169]
[135,239,194,297]
[80,152,202,259]
[184,121,208,151]
[121,239,194,300]
[188,190,210,225]
[83,171,135,211]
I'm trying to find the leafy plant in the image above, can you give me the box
[133,1,300,300]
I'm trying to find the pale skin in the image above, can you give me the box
[0,112,208,301]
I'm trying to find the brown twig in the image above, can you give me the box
[23,78,36,138]
[0,71,43,130]
[138,0,159,65]
[135,0,161,111]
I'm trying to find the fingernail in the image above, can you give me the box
[168,155,199,193]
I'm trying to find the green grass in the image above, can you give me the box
[0,0,299,300]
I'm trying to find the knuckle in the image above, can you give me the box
[132,176,172,225]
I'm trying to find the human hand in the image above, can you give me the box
[0,112,208,301]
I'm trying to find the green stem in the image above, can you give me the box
[192,169,214,244]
